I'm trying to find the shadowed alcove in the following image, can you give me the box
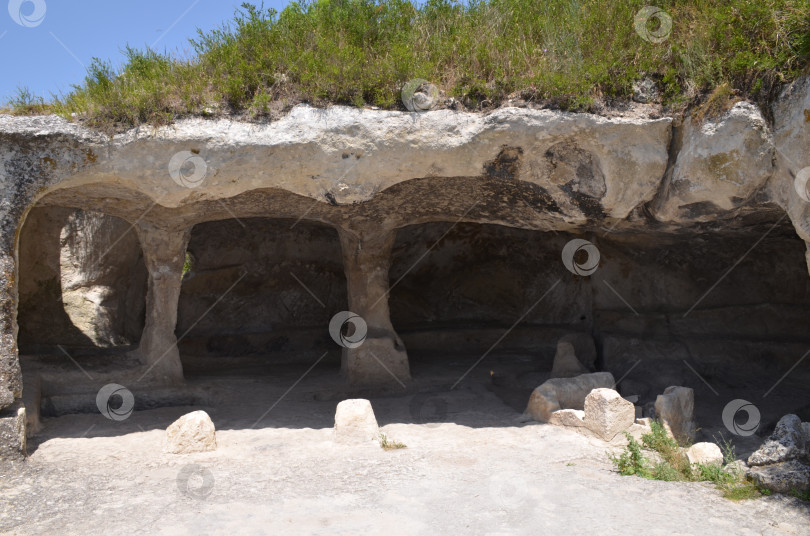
[176,217,348,376]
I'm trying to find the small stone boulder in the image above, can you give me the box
[748,460,810,494]
[165,410,217,454]
[334,399,379,444]
[686,442,724,466]
[584,388,635,441]
[550,341,588,378]
[748,414,805,466]
[525,372,615,423]
[654,386,696,443]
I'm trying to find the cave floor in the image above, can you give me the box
[3,355,810,535]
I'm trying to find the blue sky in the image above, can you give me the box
[0,0,291,104]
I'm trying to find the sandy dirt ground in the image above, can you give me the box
[1,363,809,536]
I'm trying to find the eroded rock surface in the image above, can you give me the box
[748,460,810,494]
[653,102,774,222]
[748,414,806,466]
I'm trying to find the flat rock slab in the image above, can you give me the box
[334,399,379,445]
[548,409,586,428]
[165,410,217,454]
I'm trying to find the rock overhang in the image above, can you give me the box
[2,93,805,240]
[2,105,673,225]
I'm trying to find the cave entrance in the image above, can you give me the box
[592,224,810,436]
[388,219,810,432]
[17,206,148,431]
[176,217,346,378]
[388,222,589,409]
[18,206,147,357]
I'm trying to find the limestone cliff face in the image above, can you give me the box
[0,77,809,431]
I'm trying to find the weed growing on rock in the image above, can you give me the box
[609,434,649,478]
[610,420,769,500]
[379,433,406,450]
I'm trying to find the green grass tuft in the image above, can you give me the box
[379,433,407,450]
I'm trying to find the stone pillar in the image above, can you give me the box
[0,245,25,459]
[134,223,190,384]
[338,227,410,387]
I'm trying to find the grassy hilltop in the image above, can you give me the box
[7,0,810,128]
